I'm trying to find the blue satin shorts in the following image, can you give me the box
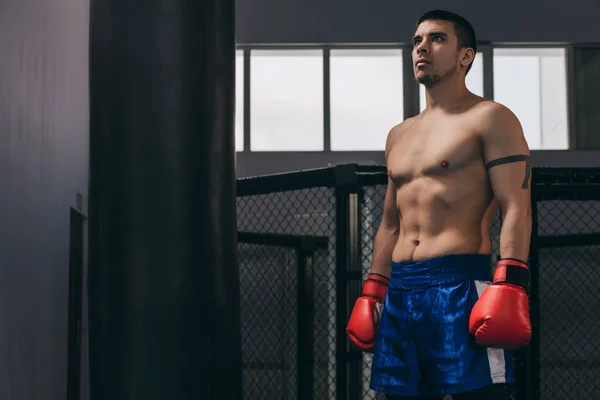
[370,254,514,397]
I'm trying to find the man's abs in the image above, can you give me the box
[390,173,497,262]
[392,226,491,262]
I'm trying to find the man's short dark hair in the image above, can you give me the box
[417,10,477,74]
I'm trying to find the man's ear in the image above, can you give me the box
[461,48,475,68]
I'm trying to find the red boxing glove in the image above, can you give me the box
[346,274,389,352]
[469,258,532,349]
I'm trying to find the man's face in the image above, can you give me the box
[412,19,465,87]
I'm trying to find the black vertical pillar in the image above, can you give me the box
[88,0,241,399]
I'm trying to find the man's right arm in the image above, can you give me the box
[369,175,400,278]
[346,128,400,351]
[370,127,401,278]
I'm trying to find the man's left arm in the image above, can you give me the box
[481,103,532,262]
[468,102,533,349]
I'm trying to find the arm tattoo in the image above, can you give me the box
[485,154,531,189]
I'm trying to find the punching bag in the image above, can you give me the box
[88,0,242,398]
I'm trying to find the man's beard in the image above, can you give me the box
[417,73,438,88]
[416,65,458,88]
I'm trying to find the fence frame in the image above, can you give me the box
[237,231,329,400]
[236,163,600,400]
[526,167,600,400]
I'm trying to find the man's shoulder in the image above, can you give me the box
[470,99,520,125]
[470,99,524,144]
[385,117,419,153]
[387,116,420,139]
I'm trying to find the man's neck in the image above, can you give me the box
[424,78,470,111]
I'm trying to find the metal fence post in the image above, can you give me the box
[334,164,362,400]
[335,185,350,400]
[514,185,541,400]
[298,239,316,400]
[528,186,541,400]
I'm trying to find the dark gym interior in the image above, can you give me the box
[1,0,599,399]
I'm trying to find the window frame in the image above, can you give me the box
[235,43,575,153]
[491,44,571,150]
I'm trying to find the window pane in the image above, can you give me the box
[250,50,323,151]
[330,49,403,151]
[574,47,600,149]
[236,50,244,151]
[419,52,484,112]
[493,48,568,150]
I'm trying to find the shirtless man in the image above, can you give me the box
[346,10,532,400]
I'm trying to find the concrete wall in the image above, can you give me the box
[0,0,90,398]
[236,0,600,44]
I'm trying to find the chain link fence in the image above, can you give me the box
[236,165,600,400]
[534,185,600,399]
[237,185,338,400]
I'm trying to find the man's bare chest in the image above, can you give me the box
[387,124,482,184]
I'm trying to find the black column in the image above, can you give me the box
[88,0,241,399]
